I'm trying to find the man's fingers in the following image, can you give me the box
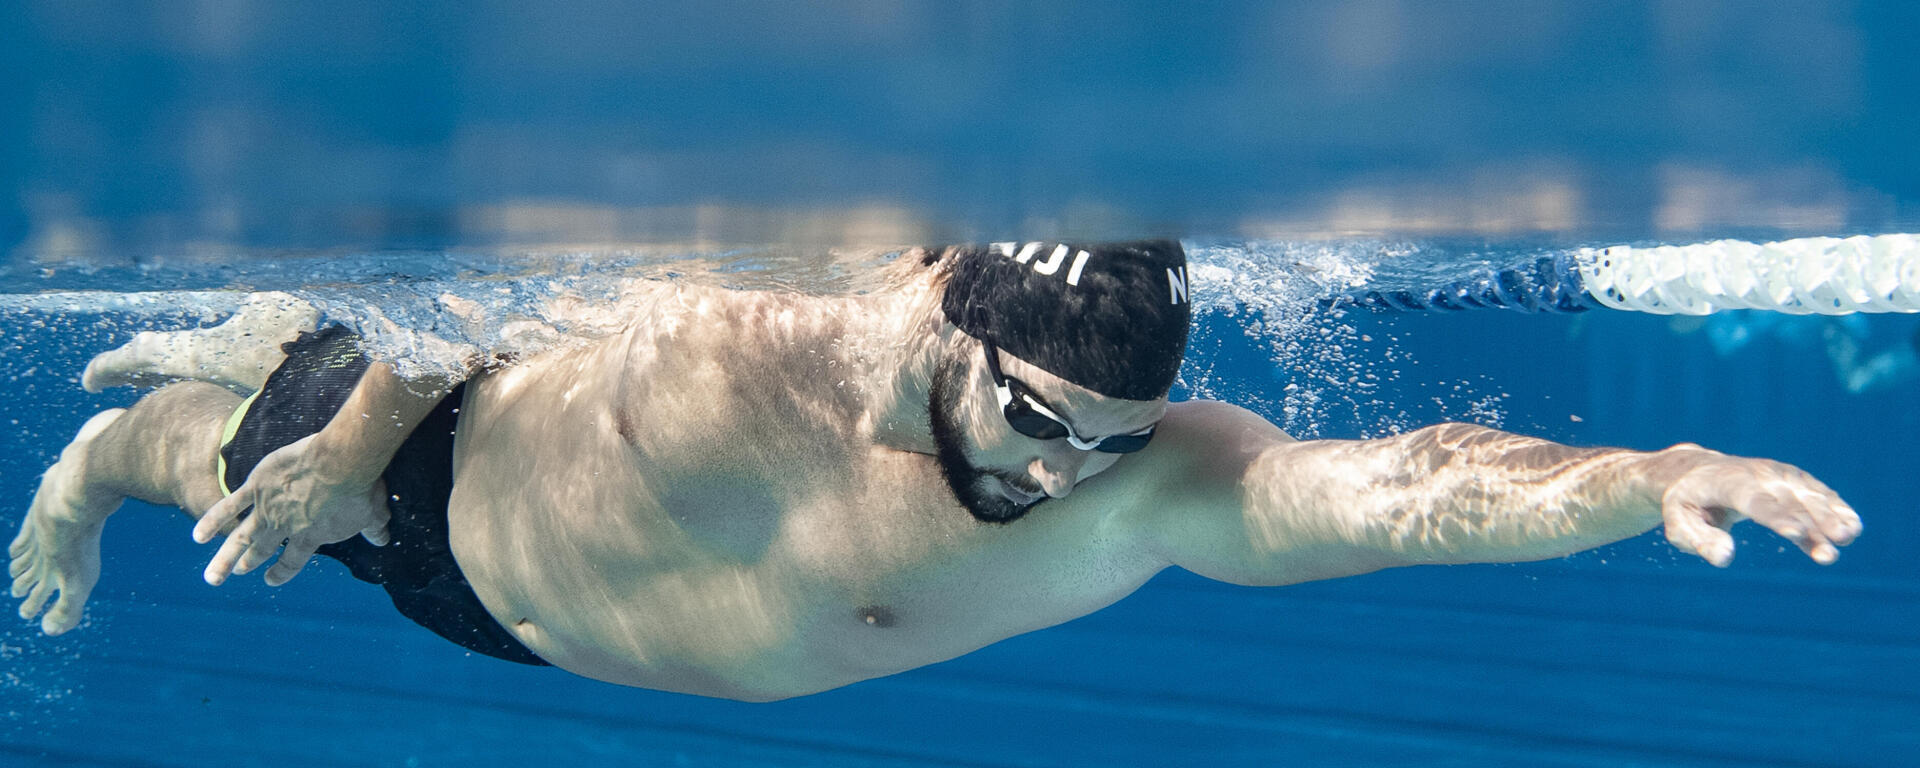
[1664,502,1735,567]
[232,528,284,575]
[1827,501,1862,546]
[263,539,319,587]
[194,485,252,544]
[204,516,261,586]
[1773,468,1859,548]
[1795,487,1861,546]
[1748,487,1846,566]
[1744,491,1801,536]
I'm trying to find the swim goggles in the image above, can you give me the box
[982,341,1155,453]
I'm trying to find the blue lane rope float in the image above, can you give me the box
[1340,234,1920,316]
[1345,251,1598,314]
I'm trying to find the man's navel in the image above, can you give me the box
[856,605,897,628]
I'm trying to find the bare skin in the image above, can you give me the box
[11,253,1862,701]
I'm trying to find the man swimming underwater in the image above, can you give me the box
[10,241,1860,700]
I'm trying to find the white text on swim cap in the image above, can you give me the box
[1167,266,1189,305]
[989,242,1096,287]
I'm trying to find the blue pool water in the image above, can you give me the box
[1,243,1915,767]
[6,2,1920,766]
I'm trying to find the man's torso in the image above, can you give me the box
[441,282,1176,700]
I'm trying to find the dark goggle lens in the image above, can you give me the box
[1004,399,1155,454]
[1005,406,1070,441]
[1002,380,1069,440]
[1001,375,1155,454]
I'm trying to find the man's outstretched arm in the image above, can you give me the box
[194,362,459,586]
[1142,401,1861,586]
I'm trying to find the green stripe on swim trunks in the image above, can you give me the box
[216,388,261,497]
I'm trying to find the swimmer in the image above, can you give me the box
[11,241,1862,701]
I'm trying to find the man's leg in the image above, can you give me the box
[10,382,239,635]
[83,291,320,393]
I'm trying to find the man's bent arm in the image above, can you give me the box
[300,362,456,485]
[1145,401,1858,587]
[195,361,468,585]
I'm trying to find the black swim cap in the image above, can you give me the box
[941,240,1192,401]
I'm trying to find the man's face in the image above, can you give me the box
[929,342,1168,523]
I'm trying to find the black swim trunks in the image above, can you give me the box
[219,325,549,666]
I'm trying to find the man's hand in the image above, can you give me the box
[1658,449,1862,567]
[194,434,393,587]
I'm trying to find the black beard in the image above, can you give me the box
[928,361,1044,524]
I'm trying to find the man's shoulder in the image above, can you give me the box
[1159,400,1291,445]
[1104,400,1291,501]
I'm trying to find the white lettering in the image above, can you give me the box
[1167,266,1189,304]
[1032,244,1069,275]
[1065,249,1092,286]
[993,241,1104,289]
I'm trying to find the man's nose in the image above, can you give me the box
[1029,452,1087,498]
